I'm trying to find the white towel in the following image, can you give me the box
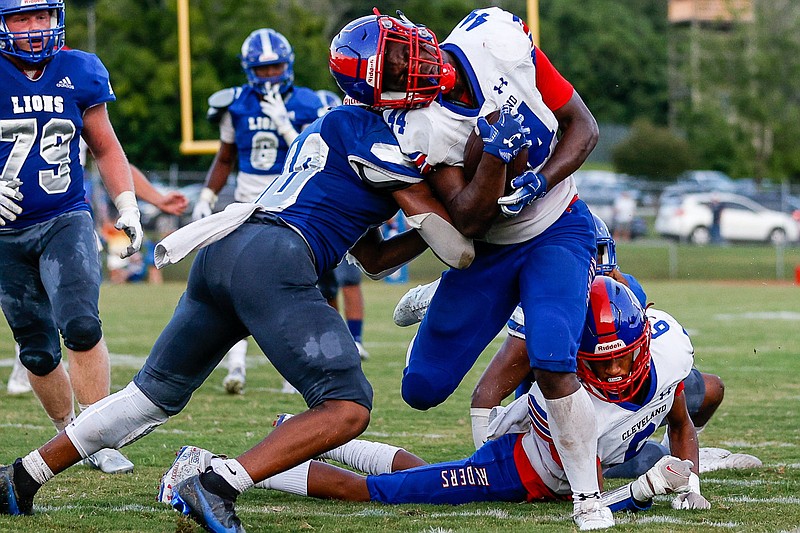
[486,394,531,439]
[154,202,265,269]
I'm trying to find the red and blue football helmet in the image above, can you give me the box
[329,9,455,109]
[0,0,64,64]
[593,213,617,275]
[240,28,294,95]
[578,275,651,403]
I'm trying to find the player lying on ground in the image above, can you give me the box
[161,276,709,513]
[394,214,761,475]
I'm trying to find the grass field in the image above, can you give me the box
[0,274,798,532]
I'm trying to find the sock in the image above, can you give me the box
[470,408,491,449]
[16,455,46,497]
[320,439,400,475]
[347,320,363,343]
[227,340,248,373]
[199,469,239,501]
[50,411,75,433]
[208,457,253,495]
[254,460,310,495]
[545,387,601,503]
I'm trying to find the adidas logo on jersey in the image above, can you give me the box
[56,76,75,90]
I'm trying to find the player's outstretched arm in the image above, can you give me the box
[193,141,237,221]
[347,227,428,280]
[130,165,188,216]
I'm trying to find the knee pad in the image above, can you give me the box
[401,369,451,411]
[62,315,103,351]
[65,382,169,457]
[17,331,61,376]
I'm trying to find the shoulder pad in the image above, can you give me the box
[207,87,242,123]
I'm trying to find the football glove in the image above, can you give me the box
[496,170,548,217]
[476,110,531,164]
[0,178,24,226]
[261,85,298,144]
[631,455,693,501]
[113,191,143,259]
[671,472,711,509]
[191,187,217,221]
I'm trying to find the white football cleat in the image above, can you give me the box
[699,447,762,473]
[7,348,32,395]
[222,367,245,395]
[82,448,134,474]
[392,279,440,327]
[573,500,614,531]
[158,445,215,505]
[355,341,370,361]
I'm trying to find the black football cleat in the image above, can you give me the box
[0,463,34,515]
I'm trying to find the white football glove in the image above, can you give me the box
[191,187,217,221]
[486,394,531,440]
[631,455,693,501]
[260,85,298,143]
[0,178,24,226]
[113,191,143,258]
[671,472,711,510]
[157,445,216,505]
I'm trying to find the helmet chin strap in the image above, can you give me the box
[439,63,456,94]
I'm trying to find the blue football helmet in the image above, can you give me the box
[240,28,294,94]
[0,0,65,64]
[329,9,455,109]
[592,213,617,275]
[315,89,342,110]
[578,275,651,403]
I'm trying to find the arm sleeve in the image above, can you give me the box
[534,47,574,111]
[219,112,235,144]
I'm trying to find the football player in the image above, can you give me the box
[0,0,140,473]
[192,28,325,395]
[0,97,508,532]
[161,276,711,514]
[330,9,608,529]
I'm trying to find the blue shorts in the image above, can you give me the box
[0,210,101,375]
[134,219,372,415]
[402,200,595,409]
[367,434,529,504]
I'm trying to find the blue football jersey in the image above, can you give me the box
[228,85,323,176]
[255,106,423,274]
[0,50,114,229]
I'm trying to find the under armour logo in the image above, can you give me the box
[493,77,509,94]
[659,386,673,401]
[503,133,522,147]
[574,492,601,501]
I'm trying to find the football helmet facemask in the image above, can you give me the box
[593,213,617,275]
[240,28,294,95]
[0,0,65,64]
[329,9,455,109]
[578,275,651,403]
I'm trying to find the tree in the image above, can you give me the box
[612,119,694,179]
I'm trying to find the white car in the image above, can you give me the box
[655,192,800,245]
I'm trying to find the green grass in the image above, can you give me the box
[1,278,799,532]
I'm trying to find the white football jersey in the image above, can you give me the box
[383,7,577,245]
[520,308,695,494]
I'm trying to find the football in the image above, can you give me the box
[463,110,529,193]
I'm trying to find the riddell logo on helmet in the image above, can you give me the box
[365,56,377,88]
[21,0,43,5]
[594,339,626,353]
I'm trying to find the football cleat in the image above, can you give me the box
[392,279,440,327]
[0,463,33,515]
[7,349,32,395]
[222,368,246,395]
[355,341,370,361]
[699,447,762,473]
[572,500,614,531]
[82,448,134,474]
[159,446,215,505]
[172,475,244,533]
[273,413,293,428]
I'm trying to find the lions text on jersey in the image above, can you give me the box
[0,49,114,229]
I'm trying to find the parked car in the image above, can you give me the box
[655,192,800,245]
[574,170,648,238]
[745,191,800,222]
[659,170,742,204]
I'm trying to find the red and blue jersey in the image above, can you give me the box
[0,49,114,229]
